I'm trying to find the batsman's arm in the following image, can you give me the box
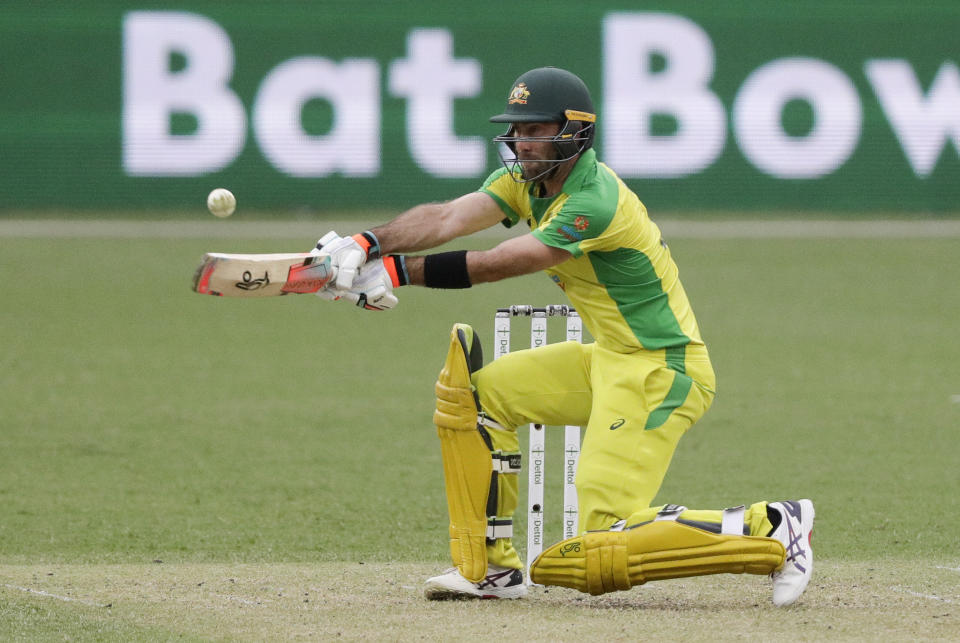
[314,193,503,290]
[322,193,569,303]
[401,234,571,287]
[370,192,505,255]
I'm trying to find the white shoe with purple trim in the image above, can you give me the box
[768,499,815,606]
[424,564,527,600]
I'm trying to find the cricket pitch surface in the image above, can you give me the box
[2,560,957,640]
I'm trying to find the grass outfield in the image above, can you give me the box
[1,224,958,639]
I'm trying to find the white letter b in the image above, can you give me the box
[122,11,246,176]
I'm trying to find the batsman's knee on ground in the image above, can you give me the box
[622,502,775,539]
[529,504,785,595]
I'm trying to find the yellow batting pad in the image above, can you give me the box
[530,520,785,595]
[434,382,477,432]
[435,325,491,583]
[434,325,480,432]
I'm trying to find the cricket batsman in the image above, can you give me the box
[313,67,815,605]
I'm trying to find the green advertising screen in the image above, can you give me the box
[2,1,958,213]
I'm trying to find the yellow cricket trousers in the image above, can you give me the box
[472,340,717,569]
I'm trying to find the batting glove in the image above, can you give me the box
[340,256,408,311]
[313,230,382,290]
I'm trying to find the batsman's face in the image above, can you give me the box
[512,121,561,180]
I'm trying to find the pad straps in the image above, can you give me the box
[492,451,522,473]
[721,505,747,535]
[485,451,520,538]
[486,519,513,539]
[654,504,687,521]
[655,503,747,535]
[479,419,521,542]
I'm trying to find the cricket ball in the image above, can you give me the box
[207,188,236,218]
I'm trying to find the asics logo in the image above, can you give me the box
[609,418,626,430]
[476,568,517,589]
[782,500,803,520]
[780,501,809,573]
[785,525,808,573]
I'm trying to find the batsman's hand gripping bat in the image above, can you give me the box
[192,252,335,297]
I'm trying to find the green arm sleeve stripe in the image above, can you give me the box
[644,372,693,430]
[588,247,691,350]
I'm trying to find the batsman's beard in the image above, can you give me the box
[519,156,561,183]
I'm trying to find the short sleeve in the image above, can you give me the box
[532,206,606,257]
[479,168,523,227]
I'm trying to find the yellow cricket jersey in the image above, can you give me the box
[480,149,707,362]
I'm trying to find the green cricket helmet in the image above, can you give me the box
[490,67,596,183]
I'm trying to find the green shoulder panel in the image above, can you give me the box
[532,163,620,256]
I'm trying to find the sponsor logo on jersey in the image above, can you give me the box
[574,215,589,231]
[508,82,530,104]
[559,224,583,242]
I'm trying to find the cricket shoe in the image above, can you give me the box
[424,565,527,600]
[768,499,815,606]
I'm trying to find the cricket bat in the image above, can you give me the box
[192,252,335,297]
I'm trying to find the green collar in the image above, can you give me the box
[526,148,598,201]
[525,149,598,225]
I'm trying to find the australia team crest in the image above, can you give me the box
[508,82,530,104]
